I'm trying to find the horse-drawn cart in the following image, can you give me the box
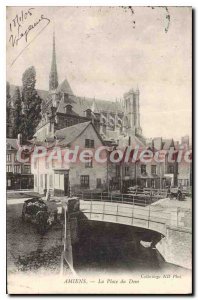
[169,187,185,201]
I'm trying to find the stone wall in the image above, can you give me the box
[156,226,192,270]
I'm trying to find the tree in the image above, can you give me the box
[6,82,11,122]
[21,66,42,139]
[12,86,23,137]
[6,82,11,100]
[6,81,14,138]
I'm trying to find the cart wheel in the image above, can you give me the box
[37,223,47,234]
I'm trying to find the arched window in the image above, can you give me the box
[65,104,72,114]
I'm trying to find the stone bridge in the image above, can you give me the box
[78,200,178,236]
[62,199,191,272]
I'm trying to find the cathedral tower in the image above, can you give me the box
[134,87,142,135]
[123,87,142,136]
[49,31,59,91]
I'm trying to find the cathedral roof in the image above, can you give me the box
[57,79,74,95]
[56,94,123,117]
[9,83,123,118]
[76,97,123,114]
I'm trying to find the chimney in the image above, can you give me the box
[17,133,22,146]
[128,136,131,146]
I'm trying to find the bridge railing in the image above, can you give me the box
[79,200,176,235]
[74,191,167,206]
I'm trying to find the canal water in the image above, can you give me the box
[73,220,188,275]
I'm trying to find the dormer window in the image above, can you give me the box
[86,109,92,118]
[65,104,72,114]
[63,93,69,103]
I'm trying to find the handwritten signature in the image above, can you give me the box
[9,8,50,47]
[9,7,50,47]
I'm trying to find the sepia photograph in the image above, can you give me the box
[6,6,192,294]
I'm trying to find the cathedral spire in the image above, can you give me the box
[49,30,58,91]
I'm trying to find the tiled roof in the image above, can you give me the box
[152,137,174,150]
[55,121,105,147]
[118,135,146,148]
[136,133,146,145]
[162,138,174,150]
[32,121,104,147]
[30,121,91,148]
[152,137,162,151]
[55,121,91,145]
[133,135,146,147]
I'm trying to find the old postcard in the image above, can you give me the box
[6,6,192,294]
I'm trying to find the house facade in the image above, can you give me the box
[6,137,33,190]
[31,122,108,196]
[177,136,192,188]
[107,136,179,192]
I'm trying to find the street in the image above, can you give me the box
[7,197,63,275]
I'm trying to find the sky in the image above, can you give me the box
[6,6,192,141]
